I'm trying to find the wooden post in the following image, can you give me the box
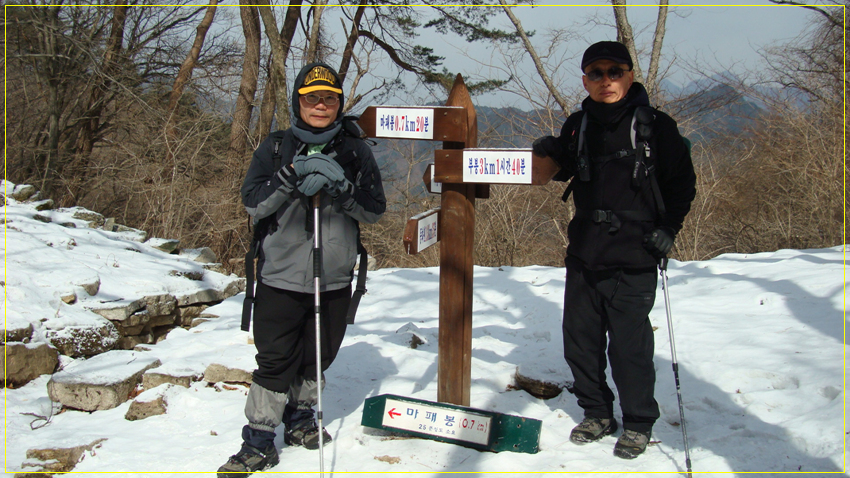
[438,75,477,406]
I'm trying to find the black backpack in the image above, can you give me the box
[241,116,370,332]
[561,106,667,221]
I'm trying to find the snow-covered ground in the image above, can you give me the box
[3,187,847,476]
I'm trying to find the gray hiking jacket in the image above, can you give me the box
[241,129,386,293]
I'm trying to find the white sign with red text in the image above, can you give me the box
[375,107,434,140]
[462,150,532,184]
[381,398,492,446]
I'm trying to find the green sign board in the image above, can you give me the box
[361,394,541,454]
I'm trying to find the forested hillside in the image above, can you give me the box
[5,2,845,273]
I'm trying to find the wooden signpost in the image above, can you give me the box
[358,75,560,408]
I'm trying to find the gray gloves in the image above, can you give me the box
[293,153,345,182]
[280,153,346,197]
[297,173,330,197]
[644,226,676,258]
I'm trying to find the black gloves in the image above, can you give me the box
[644,226,676,258]
[276,163,299,187]
[532,136,559,158]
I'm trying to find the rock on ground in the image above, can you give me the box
[4,342,59,387]
[47,351,161,411]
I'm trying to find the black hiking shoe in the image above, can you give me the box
[283,407,332,450]
[613,429,651,459]
[284,421,332,449]
[570,417,618,444]
[217,444,279,477]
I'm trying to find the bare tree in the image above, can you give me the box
[257,4,298,130]
[167,0,218,115]
[254,3,301,140]
[228,2,261,171]
[611,0,669,97]
[497,0,569,116]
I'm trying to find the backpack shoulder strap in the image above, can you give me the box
[562,112,587,203]
[632,106,666,216]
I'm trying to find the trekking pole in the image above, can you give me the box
[659,257,692,478]
[312,193,325,477]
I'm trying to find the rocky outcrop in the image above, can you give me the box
[513,365,574,399]
[143,366,204,389]
[47,351,162,411]
[3,323,33,343]
[4,343,59,387]
[17,438,106,476]
[125,384,175,421]
[203,363,253,385]
[43,319,120,358]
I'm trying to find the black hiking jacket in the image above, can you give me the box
[551,83,696,270]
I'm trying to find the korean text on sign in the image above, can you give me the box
[462,150,533,184]
[381,398,492,446]
[417,214,438,253]
[375,107,434,140]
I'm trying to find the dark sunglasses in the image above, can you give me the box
[302,93,339,105]
[585,67,630,82]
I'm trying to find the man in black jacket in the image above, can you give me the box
[533,41,696,459]
[218,63,385,477]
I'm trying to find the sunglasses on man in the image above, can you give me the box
[585,66,630,82]
[302,93,339,106]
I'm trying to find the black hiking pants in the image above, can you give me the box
[251,281,351,394]
[563,257,660,434]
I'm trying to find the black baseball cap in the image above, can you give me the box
[297,63,343,95]
[580,41,633,72]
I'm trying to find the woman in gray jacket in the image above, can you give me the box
[219,62,385,477]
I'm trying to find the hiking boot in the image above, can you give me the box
[613,429,651,459]
[570,417,618,444]
[217,444,279,477]
[283,407,332,450]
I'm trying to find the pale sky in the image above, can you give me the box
[407,2,823,107]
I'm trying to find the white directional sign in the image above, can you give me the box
[414,211,439,253]
[381,398,493,446]
[462,149,533,184]
[429,164,442,194]
[375,107,435,140]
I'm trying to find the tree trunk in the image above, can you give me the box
[498,0,569,116]
[77,4,128,158]
[337,4,367,84]
[255,4,300,140]
[40,6,62,195]
[167,0,218,114]
[258,4,302,131]
[254,53,276,142]
[305,0,327,63]
[228,3,261,173]
[611,0,644,85]
[645,0,669,97]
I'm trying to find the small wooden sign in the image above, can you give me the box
[403,207,441,254]
[361,394,542,454]
[357,106,468,142]
[422,164,442,194]
[433,149,561,185]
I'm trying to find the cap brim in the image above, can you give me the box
[298,85,343,95]
[582,56,631,70]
